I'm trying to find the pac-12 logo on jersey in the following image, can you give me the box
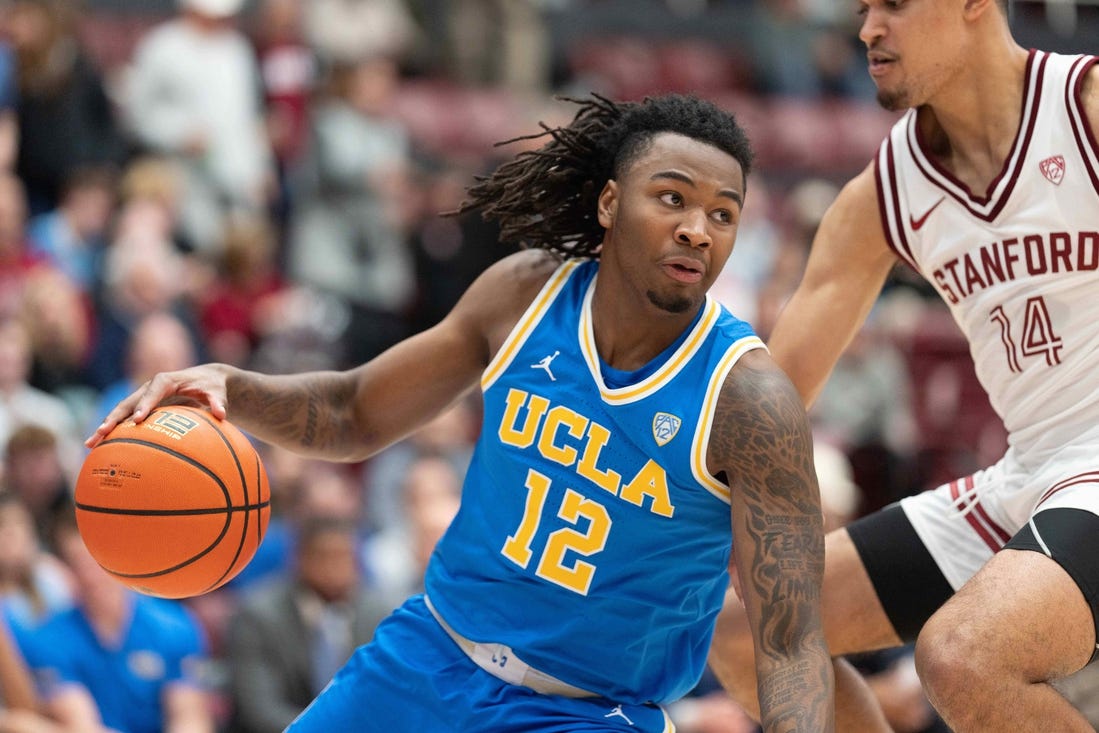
[1039,155,1065,185]
[652,412,681,447]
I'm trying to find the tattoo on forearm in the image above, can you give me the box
[710,357,834,731]
[303,395,320,447]
[231,373,359,454]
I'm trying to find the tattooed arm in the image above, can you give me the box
[708,348,834,733]
[86,250,563,460]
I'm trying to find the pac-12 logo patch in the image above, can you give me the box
[652,412,681,446]
[1039,155,1065,185]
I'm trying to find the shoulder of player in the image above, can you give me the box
[448,248,565,343]
[466,248,563,309]
[809,162,895,271]
[708,348,809,465]
[826,161,880,229]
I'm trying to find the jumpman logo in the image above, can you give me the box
[531,351,560,381]
[603,705,634,726]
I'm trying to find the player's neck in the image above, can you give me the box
[590,284,703,372]
[918,42,1030,194]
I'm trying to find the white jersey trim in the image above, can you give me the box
[577,280,723,405]
[904,49,1047,221]
[1067,55,1099,196]
[689,335,768,503]
[875,134,919,272]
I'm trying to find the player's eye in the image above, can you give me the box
[659,192,683,206]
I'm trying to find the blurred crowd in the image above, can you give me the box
[0,0,1054,731]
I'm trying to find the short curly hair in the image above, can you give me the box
[454,94,753,259]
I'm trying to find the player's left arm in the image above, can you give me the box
[708,348,834,733]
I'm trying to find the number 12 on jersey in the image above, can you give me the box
[501,468,611,596]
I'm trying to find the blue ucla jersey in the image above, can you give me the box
[425,259,765,704]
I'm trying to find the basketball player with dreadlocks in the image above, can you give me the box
[88,94,838,731]
[707,1,1099,731]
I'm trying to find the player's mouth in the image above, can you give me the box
[867,51,896,78]
[660,257,705,284]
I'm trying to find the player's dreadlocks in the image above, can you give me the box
[453,93,753,259]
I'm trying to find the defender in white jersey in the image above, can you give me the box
[88,95,837,731]
[709,1,1099,732]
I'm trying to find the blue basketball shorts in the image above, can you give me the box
[285,595,675,732]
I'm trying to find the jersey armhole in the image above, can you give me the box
[689,336,767,503]
[481,259,583,391]
[874,137,919,272]
[1068,55,1099,198]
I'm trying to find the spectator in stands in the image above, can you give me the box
[126,0,274,256]
[81,185,208,393]
[287,54,416,367]
[434,0,552,93]
[745,0,871,100]
[216,444,304,596]
[0,174,42,322]
[0,612,49,730]
[16,511,214,733]
[4,0,127,215]
[26,166,116,297]
[0,33,17,174]
[406,160,513,335]
[198,215,290,368]
[250,0,316,234]
[17,265,92,405]
[1,426,73,553]
[0,321,82,475]
[225,515,391,733]
[359,398,475,535]
[0,491,70,632]
[812,308,918,514]
[90,310,198,433]
[360,454,461,607]
[302,0,422,70]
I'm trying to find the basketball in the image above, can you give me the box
[75,405,270,599]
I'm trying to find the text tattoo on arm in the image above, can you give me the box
[710,359,832,731]
[229,372,361,454]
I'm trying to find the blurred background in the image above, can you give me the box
[0,1,1093,731]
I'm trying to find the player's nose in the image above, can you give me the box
[675,207,712,248]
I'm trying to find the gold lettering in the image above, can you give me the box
[537,406,587,466]
[621,459,675,518]
[498,389,550,448]
[576,422,622,496]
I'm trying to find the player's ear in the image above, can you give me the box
[963,0,997,19]
[597,180,619,229]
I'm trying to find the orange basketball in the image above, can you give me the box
[75,405,270,599]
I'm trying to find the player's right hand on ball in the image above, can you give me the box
[85,365,231,449]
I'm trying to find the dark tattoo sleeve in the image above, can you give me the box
[227,370,364,458]
[710,353,834,732]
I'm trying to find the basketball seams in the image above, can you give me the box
[75,503,270,516]
[76,405,271,598]
[187,410,258,594]
[91,437,235,511]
